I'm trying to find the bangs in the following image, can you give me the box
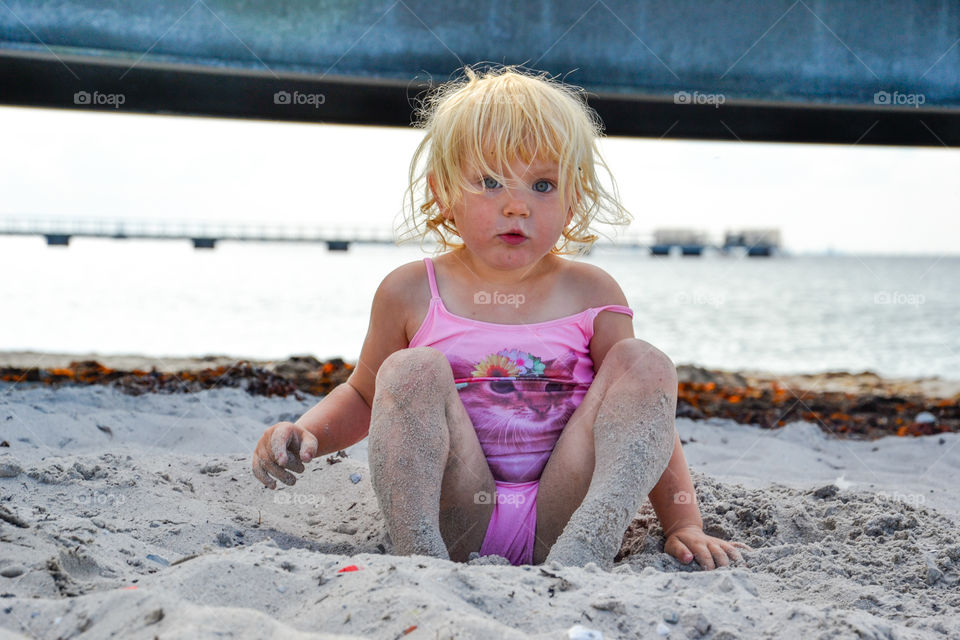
[470,87,568,181]
[437,71,578,199]
[399,64,632,256]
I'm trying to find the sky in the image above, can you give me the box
[1,105,958,255]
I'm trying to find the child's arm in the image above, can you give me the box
[647,431,753,568]
[293,380,372,455]
[252,263,415,488]
[251,380,372,490]
[647,431,704,533]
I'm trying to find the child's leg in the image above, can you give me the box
[368,346,497,562]
[539,338,677,568]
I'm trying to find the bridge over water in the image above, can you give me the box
[0,217,783,256]
[0,217,398,250]
[2,1,957,145]
[0,216,659,251]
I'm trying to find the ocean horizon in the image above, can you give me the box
[2,235,957,381]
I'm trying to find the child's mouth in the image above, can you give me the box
[498,233,527,245]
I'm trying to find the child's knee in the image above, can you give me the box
[375,347,454,401]
[604,338,678,391]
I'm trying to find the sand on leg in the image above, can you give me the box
[538,338,678,568]
[368,346,497,562]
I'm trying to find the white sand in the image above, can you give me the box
[1,378,958,639]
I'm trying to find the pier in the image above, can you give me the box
[0,218,781,256]
[0,217,663,252]
[3,2,958,146]
[0,217,396,251]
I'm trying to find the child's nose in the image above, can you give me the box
[502,195,530,217]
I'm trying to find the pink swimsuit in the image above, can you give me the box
[408,257,633,565]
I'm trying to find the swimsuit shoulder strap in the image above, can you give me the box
[423,257,441,300]
[590,304,633,318]
[580,303,634,337]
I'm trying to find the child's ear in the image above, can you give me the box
[427,171,447,215]
[564,187,581,227]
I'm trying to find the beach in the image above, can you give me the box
[1,352,958,639]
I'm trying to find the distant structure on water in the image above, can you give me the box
[651,229,711,257]
[0,217,393,251]
[722,229,782,257]
[0,217,781,256]
[651,227,781,257]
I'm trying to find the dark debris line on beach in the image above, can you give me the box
[0,356,351,400]
[676,381,956,440]
[0,358,956,441]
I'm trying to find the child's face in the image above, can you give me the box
[440,153,574,269]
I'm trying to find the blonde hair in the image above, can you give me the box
[397,64,632,256]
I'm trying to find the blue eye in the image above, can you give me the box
[481,176,554,192]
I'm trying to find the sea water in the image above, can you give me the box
[1,236,956,380]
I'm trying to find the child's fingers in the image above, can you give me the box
[270,424,296,466]
[251,456,297,488]
[725,545,743,563]
[665,536,694,564]
[299,430,320,462]
[251,458,276,489]
[282,456,305,474]
[262,458,298,486]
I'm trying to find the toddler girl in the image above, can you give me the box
[252,64,750,570]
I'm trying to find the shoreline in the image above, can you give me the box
[2,349,959,398]
[2,350,957,441]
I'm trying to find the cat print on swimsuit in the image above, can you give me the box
[450,349,581,447]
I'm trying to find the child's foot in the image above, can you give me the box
[545,493,636,570]
[545,526,617,570]
[401,516,450,560]
[467,552,511,566]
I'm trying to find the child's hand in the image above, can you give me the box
[664,524,753,570]
[252,422,320,489]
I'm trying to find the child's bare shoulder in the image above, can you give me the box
[562,261,635,358]
[349,261,429,404]
[561,260,629,308]
[375,259,432,340]
[378,259,428,293]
